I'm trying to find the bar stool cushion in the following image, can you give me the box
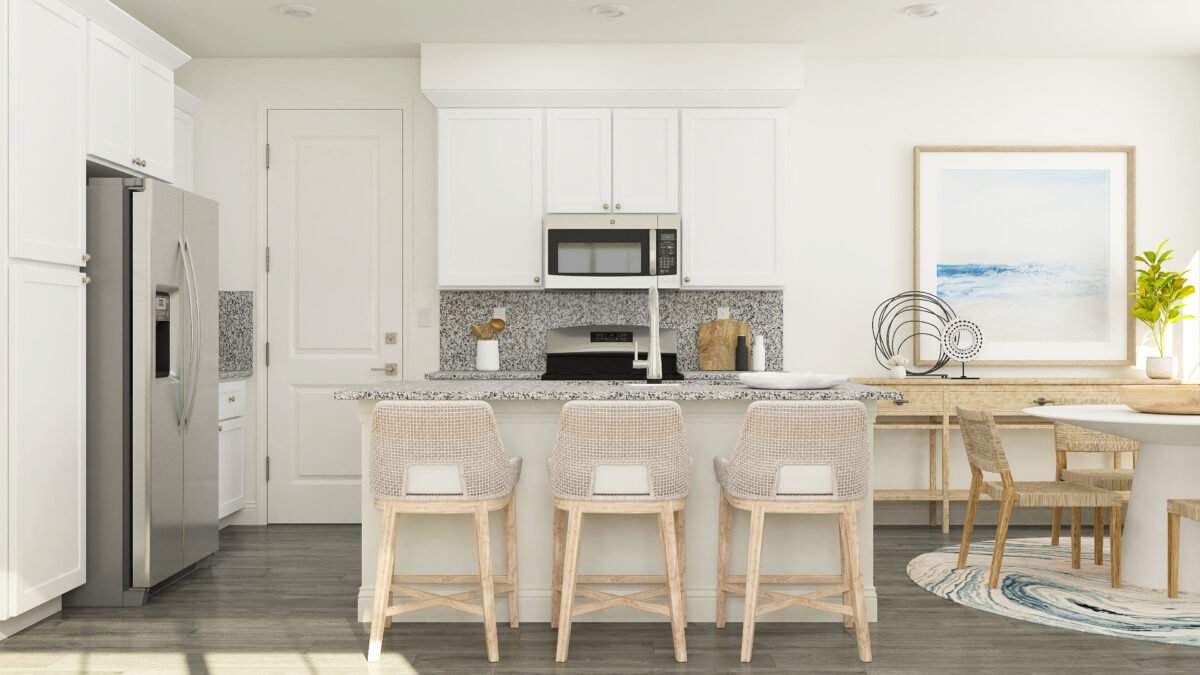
[370,401,521,501]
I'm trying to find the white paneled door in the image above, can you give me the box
[266,109,403,523]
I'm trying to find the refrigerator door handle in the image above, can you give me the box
[176,236,189,429]
[182,237,202,432]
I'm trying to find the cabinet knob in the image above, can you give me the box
[228,395,236,403]
[82,276,91,285]
[533,275,541,283]
[82,253,91,263]
[218,424,223,432]
[683,276,690,283]
[602,203,609,210]
[1033,397,1055,406]
[615,203,622,210]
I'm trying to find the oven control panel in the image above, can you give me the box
[590,331,633,343]
[657,230,677,275]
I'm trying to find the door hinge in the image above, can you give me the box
[265,456,270,482]
[265,341,270,367]
[265,246,271,272]
[265,143,271,169]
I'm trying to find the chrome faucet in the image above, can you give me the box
[631,286,663,383]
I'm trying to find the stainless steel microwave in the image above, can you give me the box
[543,214,681,290]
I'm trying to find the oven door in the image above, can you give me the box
[544,227,655,289]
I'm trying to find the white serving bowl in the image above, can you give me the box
[738,372,848,390]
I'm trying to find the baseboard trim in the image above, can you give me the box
[220,505,259,528]
[0,597,61,639]
[356,585,878,624]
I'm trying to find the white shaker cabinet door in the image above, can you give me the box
[86,23,136,168]
[217,416,245,519]
[132,55,175,182]
[8,0,87,266]
[7,263,87,616]
[173,107,195,192]
[545,108,611,214]
[681,109,786,288]
[437,108,544,288]
[612,109,678,214]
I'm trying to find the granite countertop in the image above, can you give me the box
[425,370,743,381]
[219,370,252,382]
[334,380,901,402]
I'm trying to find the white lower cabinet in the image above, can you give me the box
[217,380,246,520]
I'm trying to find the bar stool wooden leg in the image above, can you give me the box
[840,505,871,662]
[385,509,398,629]
[550,506,565,629]
[504,496,519,628]
[1168,511,1180,598]
[1110,504,1122,589]
[473,504,499,663]
[368,502,399,662]
[658,505,687,663]
[1094,507,1105,565]
[555,505,584,663]
[674,505,687,627]
[1070,507,1082,569]
[740,504,766,663]
[715,491,732,629]
[838,510,853,629]
[988,487,1016,590]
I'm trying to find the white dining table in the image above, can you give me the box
[1024,404,1200,592]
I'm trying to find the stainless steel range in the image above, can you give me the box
[542,324,684,381]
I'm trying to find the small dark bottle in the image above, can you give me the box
[735,335,749,371]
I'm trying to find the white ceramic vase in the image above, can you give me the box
[889,365,908,379]
[475,340,499,372]
[1145,356,1175,379]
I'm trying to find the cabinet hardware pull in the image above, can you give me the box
[228,395,236,403]
[602,203,609,210]
[218,424,223,432]
[82,276,91,285]
[683,276,690,283]
[615,203,622,210]
[82,253,91,262]
[1033,397,1055,406]
[533,275,541,283]
[894,398,909,405]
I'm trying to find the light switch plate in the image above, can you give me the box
[417,307,432,327]
[717,307,731,320]
[493,307,507,322]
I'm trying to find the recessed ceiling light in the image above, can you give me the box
[277,4,317,18]
[591,4,631,19]
[903,3,943,18]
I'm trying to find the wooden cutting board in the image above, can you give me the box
[698,319,751,371]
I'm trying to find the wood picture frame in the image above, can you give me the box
[914,146,1135,366]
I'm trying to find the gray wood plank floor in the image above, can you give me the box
[0,524,1195,673]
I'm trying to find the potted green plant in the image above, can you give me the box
[1131,240,1196,379]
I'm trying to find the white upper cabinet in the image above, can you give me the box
[681,109,786,288]
[86,23,175,182]
[545,109,611,214]
[8,0,87,267]
[612,109,678,214]
[438,109,544,288]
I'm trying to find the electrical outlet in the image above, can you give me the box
[417,307,432,327]
[493,307,507,322]
[717,306,731,320]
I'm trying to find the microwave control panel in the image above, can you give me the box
[657,230,677,275]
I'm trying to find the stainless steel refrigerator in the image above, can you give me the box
[66,177,219,606]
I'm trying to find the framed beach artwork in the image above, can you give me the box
[914,146,1135,366]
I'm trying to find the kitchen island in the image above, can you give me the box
[335,379,901,624]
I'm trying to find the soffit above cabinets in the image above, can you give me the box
[65,0,189,69]
[420,43,804,108]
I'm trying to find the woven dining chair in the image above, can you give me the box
[548,400,692,663]
[713,401,872,663]
[1167,499,1200,598]
[1049,398,1138,566]
[957,407,1122,590]
[366,401,522,663]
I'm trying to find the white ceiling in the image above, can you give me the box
[109,0,1200,59]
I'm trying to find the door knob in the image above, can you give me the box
[371,363,398,376]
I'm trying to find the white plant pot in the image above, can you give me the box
[889,365,908,379]
[475,340,499,372]
[1145,356,1175,379]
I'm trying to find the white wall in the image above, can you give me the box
[176,58,440,523]
[181,54,1200,525]
[787,57,1200,521]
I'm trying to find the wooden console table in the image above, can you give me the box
[850,378,1178,533]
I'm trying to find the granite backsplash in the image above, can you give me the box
[219,290,254,375]
[439,290,783,372]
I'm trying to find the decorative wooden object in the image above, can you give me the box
[368,494,518,663]
[1122,385,1200,415]
[1167,499,1200,598]
[957,408,1123,589]
[698,318,750,370]
[716,490,871,663]
[850,378,1176,533]
[551,498,688,663]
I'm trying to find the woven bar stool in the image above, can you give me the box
[548,400,691,663]
[1167,499,1200,598]
[366,401,522,663]
[714,400,872,663]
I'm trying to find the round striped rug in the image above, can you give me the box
[907,537,1200,646]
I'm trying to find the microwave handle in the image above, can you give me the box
[649,229,657,277]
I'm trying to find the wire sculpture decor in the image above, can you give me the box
[940,317,985,380]
[871,291,956,377]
